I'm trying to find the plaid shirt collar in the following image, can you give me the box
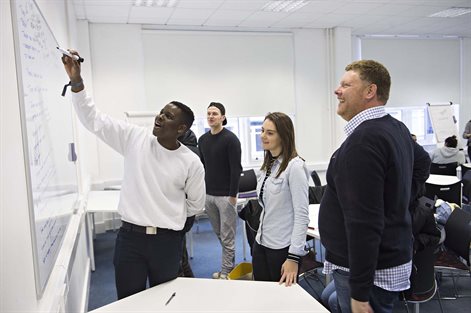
[344,106,387,137]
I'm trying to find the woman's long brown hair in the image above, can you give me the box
[260,112,300,178]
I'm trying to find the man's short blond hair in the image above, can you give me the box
[346,60,391,104]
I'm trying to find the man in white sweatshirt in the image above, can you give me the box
[430,135,466,165]
[62,50,205,299]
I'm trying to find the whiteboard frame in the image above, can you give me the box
[10,0,76,298]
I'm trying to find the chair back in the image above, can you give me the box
[310,170,322,187]
[461,164,471,178]
[309,185,326,204]
[239,169,257,193]
[430,162,458,176]
[444,208,471,266]
[462,171,471,204]
[425,180,462,206]
[408,246,437,298]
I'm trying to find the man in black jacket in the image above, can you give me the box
[319,60,430,313]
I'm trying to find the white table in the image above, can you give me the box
[426,174,461,185]
[89,277,329,312]
[85,190,121,271]
[307,204,320,239]
[86,191,253,270]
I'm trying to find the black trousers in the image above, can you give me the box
[113,227,183,299]
[178,236,194,277]
[252,241,289,282]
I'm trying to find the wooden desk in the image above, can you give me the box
[89,277,329,312]
[85,190,121,271]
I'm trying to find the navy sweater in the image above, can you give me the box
[198,128,242,197]
[319,115,418,301]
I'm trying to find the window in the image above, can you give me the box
[192,114,296,167]
[385,105,460,149]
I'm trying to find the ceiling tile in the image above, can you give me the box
[72,0,471,37]
[304,13,356,28]
[176,0,224,9]
[166,18,208,26]
[399,5,453,17]
[272,12,320,28]
[204,19,245,27]
[300,0,345,13]
[333,2,385,14]
[367,3,419,16]
[171,8,214,19]
[219,0,267,11]
[78,0,133,5]
[84,5,130,21]
[209,9,253,20]
[128,7,174,24]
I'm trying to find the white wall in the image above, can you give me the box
[360,37,471,149]
[1,1,89,312]
[142,30,295,117]
[84,25,355,184]
[361,38,461,107]
[88,23,147,184]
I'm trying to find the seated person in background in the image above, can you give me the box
[463,119,471,161]
[430,135,466,165]
[411,134,417,142]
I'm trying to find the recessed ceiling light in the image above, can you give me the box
[133,0,178,8]
[262,0,310,13]
[428,7,471,18]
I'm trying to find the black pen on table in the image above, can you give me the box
[165,292,176,306]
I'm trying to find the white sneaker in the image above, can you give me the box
[212,272,228,279]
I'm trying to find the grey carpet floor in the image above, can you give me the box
[88,218,471,312]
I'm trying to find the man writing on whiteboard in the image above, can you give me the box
[61,50,205,299]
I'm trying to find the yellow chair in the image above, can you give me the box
[228,262,253,280]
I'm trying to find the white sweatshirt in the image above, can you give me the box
[429,146,466,165]
[71,90,205,230]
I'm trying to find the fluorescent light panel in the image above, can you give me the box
[428,7,471,18]
[262,0,309,13]
[133,0,178,7]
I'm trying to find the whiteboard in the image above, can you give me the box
[10,0,79,297]
[427,104,458,143]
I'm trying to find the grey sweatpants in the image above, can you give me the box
[205,195,237,275]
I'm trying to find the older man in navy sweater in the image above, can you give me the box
[319,60,430,313]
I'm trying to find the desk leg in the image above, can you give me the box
[86,212,96,271]
[187,231,194,259]
[242,220,247,260]
[92,213,96,240]
[111,212,117,231]
[236,200,248,261]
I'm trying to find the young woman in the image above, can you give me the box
[253,112,310,286]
